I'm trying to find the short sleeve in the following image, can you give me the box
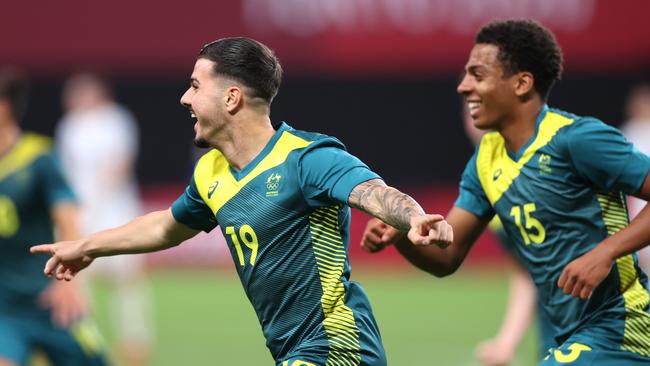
[567,118,650,194]
[298,139,380,206]
[37,152,76,207]
[454,149,494,218]
[171,175,217,232]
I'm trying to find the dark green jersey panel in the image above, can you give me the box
[172,123,386,365]
[456,106,650,355]
[0,133,75,311]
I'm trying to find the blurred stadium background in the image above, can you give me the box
[2,0,649,365]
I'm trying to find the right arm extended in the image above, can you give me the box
[31,208,199,280]
[362,206,489,277]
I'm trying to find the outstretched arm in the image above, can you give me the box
[349,179,425,232]
[31,208,199,281]
[361,206,489,277]
[393,206,488,276]
[349,179,453,247]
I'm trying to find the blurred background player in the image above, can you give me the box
[55,73,153,366]
[462,107,554,365]
[621,84,650,272]
[0,67,107,366]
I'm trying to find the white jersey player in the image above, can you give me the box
[56,73,153,366]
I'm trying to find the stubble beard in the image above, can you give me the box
[193,137,211,148]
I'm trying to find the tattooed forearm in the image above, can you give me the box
[348,179,425,231]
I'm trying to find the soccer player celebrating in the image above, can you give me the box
[31,38,452,366]
[363,20,650,365]
[0,68,107,366]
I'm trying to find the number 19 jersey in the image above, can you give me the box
[172,123,386,366]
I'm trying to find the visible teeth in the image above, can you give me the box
[468,101,481,111]
[190,112,196,119]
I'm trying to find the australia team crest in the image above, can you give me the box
[266,172,282,197]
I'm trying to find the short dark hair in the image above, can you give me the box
[476,19,563,100]
[0,67,29,121]
[198,37,282,103]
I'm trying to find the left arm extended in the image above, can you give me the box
[559,172,650,299]
[348,179,453,247]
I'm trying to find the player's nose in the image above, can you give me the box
[180,88,192,108]
[457,76,472,95]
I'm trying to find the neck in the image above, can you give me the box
[211,113,276,171]
[499,100,544,153]
[0,121,20,157]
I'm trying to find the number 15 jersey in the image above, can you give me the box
[171,122,386,365]
[456,106,650,357]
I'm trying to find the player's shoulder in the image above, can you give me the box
[549,108,622,149]
[108,103,138,129]
[17,132,55,162]
[280,123,347,151]
[2,133,56,177]
[21,132,53,149]
[547,107,609,134]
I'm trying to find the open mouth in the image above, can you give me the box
[467,101,481,116]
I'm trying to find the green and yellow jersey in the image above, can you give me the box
[456,105,650,361]
[0,133,75,313]
[172,123,386,366]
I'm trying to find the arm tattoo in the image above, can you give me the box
[348,179,424,231]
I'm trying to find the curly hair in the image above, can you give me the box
[476,19,563,100]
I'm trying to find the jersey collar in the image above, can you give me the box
[506,104,549,161]
[229,122,290,180]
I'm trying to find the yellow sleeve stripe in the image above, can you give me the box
[616,254,650,357]
[476,111,574,206]
[597,191,650,357]
[193,131,312,216]
[0,133,52,182]
[309,206,362,365]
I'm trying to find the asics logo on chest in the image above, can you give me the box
[493,168,503,181]
[207,180,219,198]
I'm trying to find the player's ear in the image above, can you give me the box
[224,86,243,113]
[514,71,534,97]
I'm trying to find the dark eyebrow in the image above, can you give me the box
[467,65,487,75]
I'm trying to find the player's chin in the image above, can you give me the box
[193,137,210,148]
[472,117,492,130]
